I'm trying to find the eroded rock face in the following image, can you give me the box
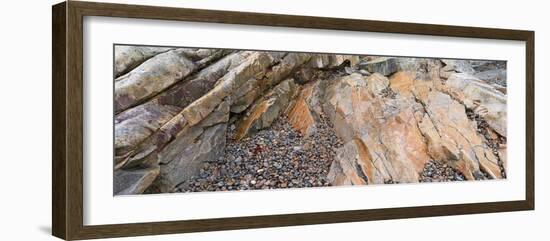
[414,90,501,180]
[114,49,197,113]
[153,123,227,193]
[325,73,430,184]
[112,46,507,194]
[114,102,180,168]
[235,79,298,140]
[446,73,507,136]
[230,53,311,113]
[359,57,398,76]
[114,46,173,78]
[441,59,475,75]
[114,165,160,195]
[286,84,317,136]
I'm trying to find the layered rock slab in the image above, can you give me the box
[235,79,299,140]
[325,73,431,184]
[114,46,173,78]
[114,49,197,113]
[398,71,503,180]
[114,51,256,167]
[446,73,507,137]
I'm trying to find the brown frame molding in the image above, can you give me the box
[52,1,535,240]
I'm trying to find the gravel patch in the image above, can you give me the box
[419,160,466,182]
[176,115,342,192]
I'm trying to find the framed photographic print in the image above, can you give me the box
[52,1,534,240]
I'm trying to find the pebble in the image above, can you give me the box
[178,115,342,192]
[419,160,466,182]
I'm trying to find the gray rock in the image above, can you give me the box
[114,46,173,78]
[114,165,160,195]
[359,57,398,76]
[441,59,475,74]
[474,69,507,87]
[154,123,227,192]
[235,79,298,140]
[114,49,197,113]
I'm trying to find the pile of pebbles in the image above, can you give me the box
[177,115,343,193]
[419,160,466,182]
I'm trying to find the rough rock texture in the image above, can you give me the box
[441,59,475,75]
[152,122,227,193]
[114,165,160,195]
[286,84,317,136]
[114,46,173,78]
[177,116,342,192]
[114,49,197,113]
[112,45,507,195]
[415,90,502,180]
[325,73,431,184]
[446,73,507,136]
[235,79,298,140]
[359,57,398,76]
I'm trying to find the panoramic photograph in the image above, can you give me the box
[113,45,507,195]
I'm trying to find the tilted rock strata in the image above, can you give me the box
[112,46,507,194]
[114,51,251,166]
[324,73,430,184]
[114,49,197,113]
[235,79,298,140]
[446,73,507,136]
[114,46,174,78]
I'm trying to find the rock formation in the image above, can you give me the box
[113,45,507,195]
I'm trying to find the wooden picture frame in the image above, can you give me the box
[52,1,534,240]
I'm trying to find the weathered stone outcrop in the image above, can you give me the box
[230,53,311,113]
[446,73,507,136]
[112,46,507,194]
[114,165,160,195]
[441,59,475,75]
[114,51,253,166]
[401,71,502,180]
[116,52,277,169]
[114,49,197,113]
[235,79,298,140]
[308,54,358,69]
[286,84,317,136]
[153,120,228,192]
[325,73,430,184]
[359,57,398,76]
[114,46,173,78]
